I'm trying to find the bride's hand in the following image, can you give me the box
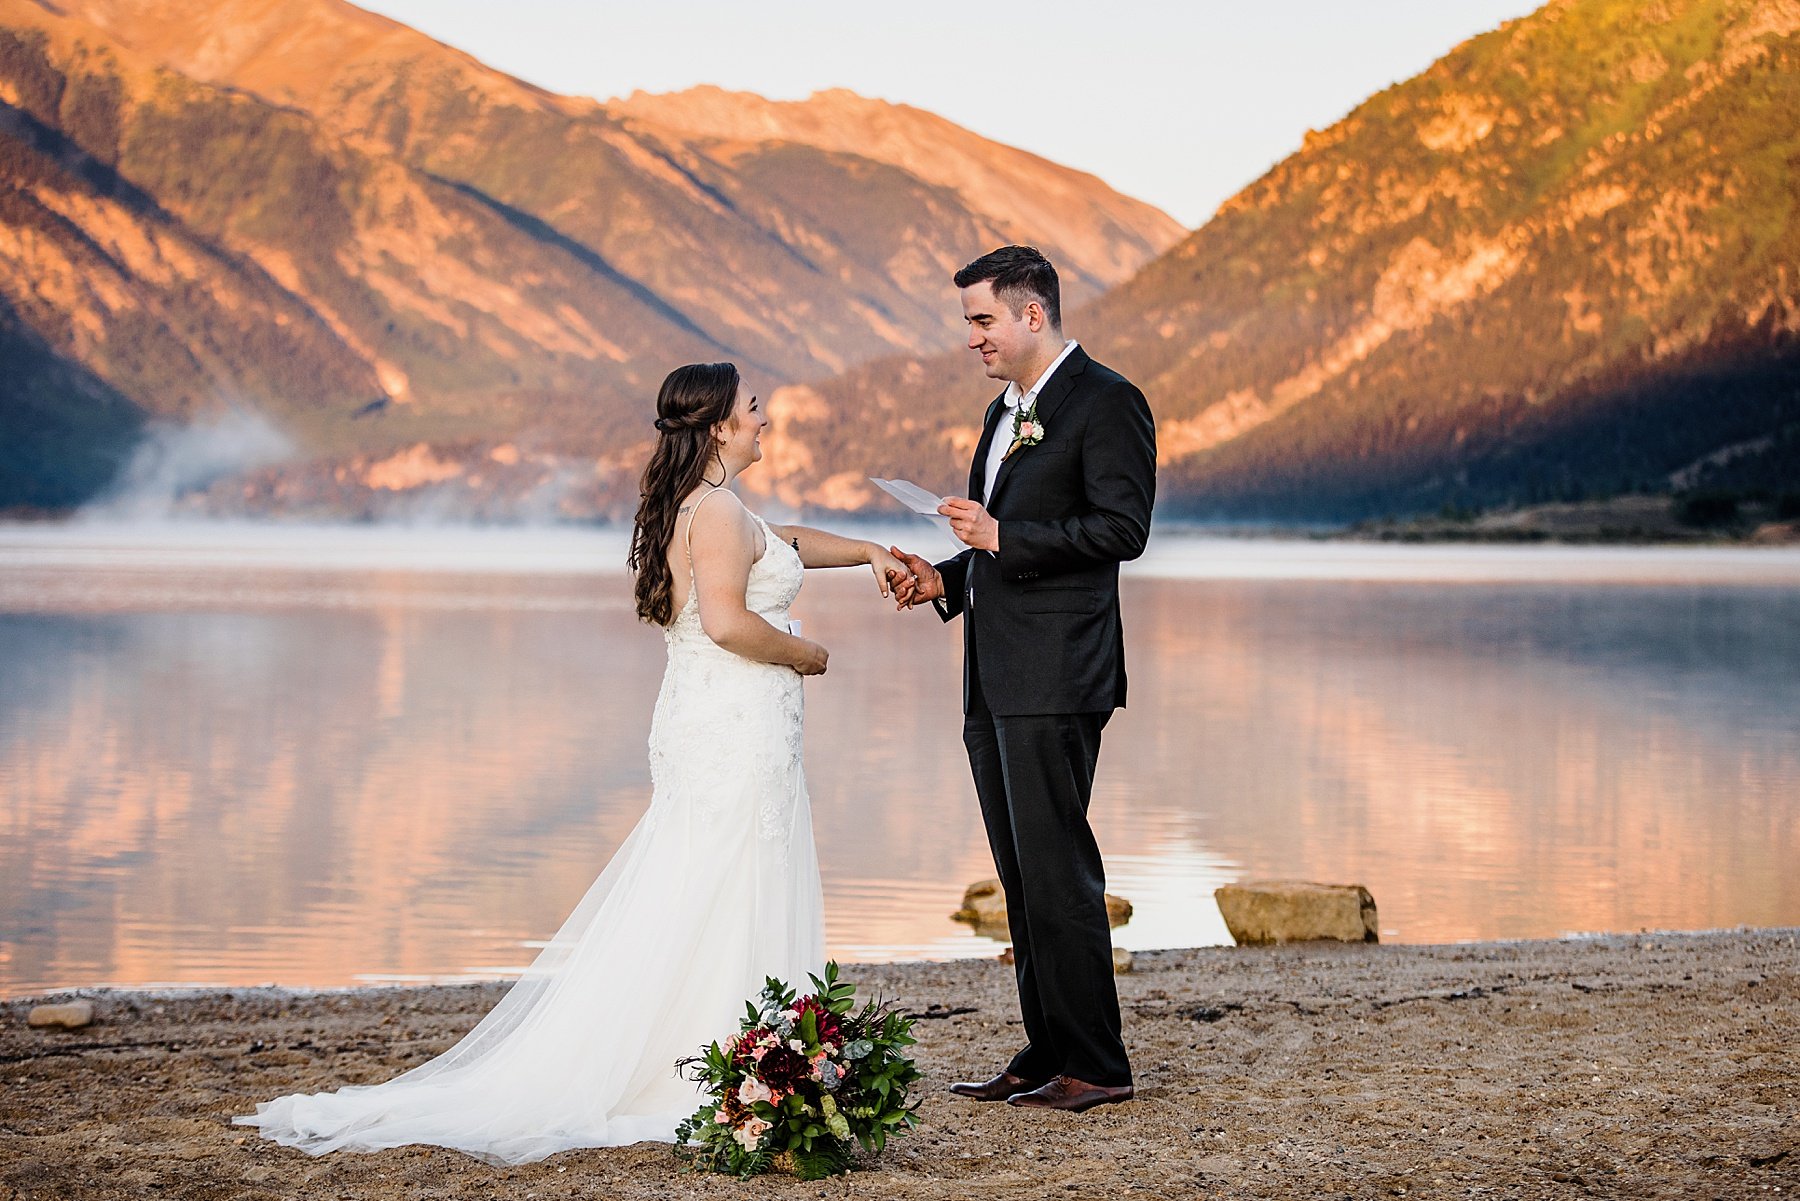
[791,638,829,676]
[866,544,910,599]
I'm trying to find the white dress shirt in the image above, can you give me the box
[982,339,1079,504]
[961,338,1079,596]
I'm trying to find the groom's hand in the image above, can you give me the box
[889,547,943,610]
[939,498,998,552]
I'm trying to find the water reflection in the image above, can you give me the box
[1,531,1797,996]
[1138,583,1800,937]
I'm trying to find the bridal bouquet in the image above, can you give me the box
[674,962,921,1179]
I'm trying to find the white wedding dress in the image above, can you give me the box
[234,505,826,1164]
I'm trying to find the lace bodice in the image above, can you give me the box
[664,507,803,649]
[649,501,807,852]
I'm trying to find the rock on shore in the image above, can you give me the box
[1215,881,1379,944]
[951,878,1133,939]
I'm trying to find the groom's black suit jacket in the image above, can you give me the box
[933,346,1156,716]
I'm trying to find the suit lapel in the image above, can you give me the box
[970,392,1007,504]
[987,347,1088,509]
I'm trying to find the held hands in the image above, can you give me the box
[939,497,998,552]
[865,543,910,599]
[888,547,944,610]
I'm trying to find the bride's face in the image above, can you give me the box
[714,383,768,473]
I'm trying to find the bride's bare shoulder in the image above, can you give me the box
[682,488,757,549]
[680,486,747,521]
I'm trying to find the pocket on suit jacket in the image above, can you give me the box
[1021,585,1103,614]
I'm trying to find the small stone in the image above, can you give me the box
[1112,946,1134,974]
[953,878,1133,938]
[1214,881,1379,945]
[27,1000,95,1029]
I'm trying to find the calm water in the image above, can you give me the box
[2,521,1798,997]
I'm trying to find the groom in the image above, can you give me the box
[892,245,1156,1112]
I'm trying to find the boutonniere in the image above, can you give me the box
[1002,401,1046,461]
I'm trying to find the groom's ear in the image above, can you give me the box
[1024,300,1046,332]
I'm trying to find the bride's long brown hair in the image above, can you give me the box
[630,362,742,625]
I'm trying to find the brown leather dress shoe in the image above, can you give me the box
[946,1071,1047,1102]
[1006,1074,1135,1112]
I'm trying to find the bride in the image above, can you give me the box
[234,362,908,1164]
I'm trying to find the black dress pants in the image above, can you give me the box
[961,621,1131,1087]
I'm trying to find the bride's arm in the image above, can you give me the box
[763,522,907,597]
[692,500,828,674]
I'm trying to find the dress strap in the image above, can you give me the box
[682,486,728,571]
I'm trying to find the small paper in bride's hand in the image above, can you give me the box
[869,478,955,540]
[787,619,803,637]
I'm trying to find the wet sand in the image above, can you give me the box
[3,929,1796,1200]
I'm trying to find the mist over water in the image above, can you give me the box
[80,409,294,522]
[1,522,1797,996]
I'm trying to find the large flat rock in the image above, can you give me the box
[1215,881,1379,945]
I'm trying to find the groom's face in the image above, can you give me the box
[961,281,1037,383]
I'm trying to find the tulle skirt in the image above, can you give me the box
[234,647,824,1164]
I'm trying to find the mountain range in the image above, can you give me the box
[752,0,1800,521]
[0,0,1177,513]
[4,0,1797,522]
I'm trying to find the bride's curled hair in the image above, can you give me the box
[630,362,741,625]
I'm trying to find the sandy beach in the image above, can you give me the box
[3,929,1796,1200]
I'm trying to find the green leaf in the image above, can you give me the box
[792,1139,852,1180]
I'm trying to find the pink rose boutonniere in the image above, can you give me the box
[1002,400,1046,461]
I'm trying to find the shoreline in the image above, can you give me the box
[1,924,1790,1007]
[6,503,1800,549]
[5,928,1795,1199]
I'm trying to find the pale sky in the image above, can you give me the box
[356,1,1541,228]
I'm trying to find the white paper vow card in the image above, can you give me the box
[787,619,803,637]
[869,477,956,541]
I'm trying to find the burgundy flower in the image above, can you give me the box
[756,1043,810,1093]
[732,1027,771,1070]
[793,995,842,1045]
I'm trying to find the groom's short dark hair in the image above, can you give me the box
[954,245,1061,331]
